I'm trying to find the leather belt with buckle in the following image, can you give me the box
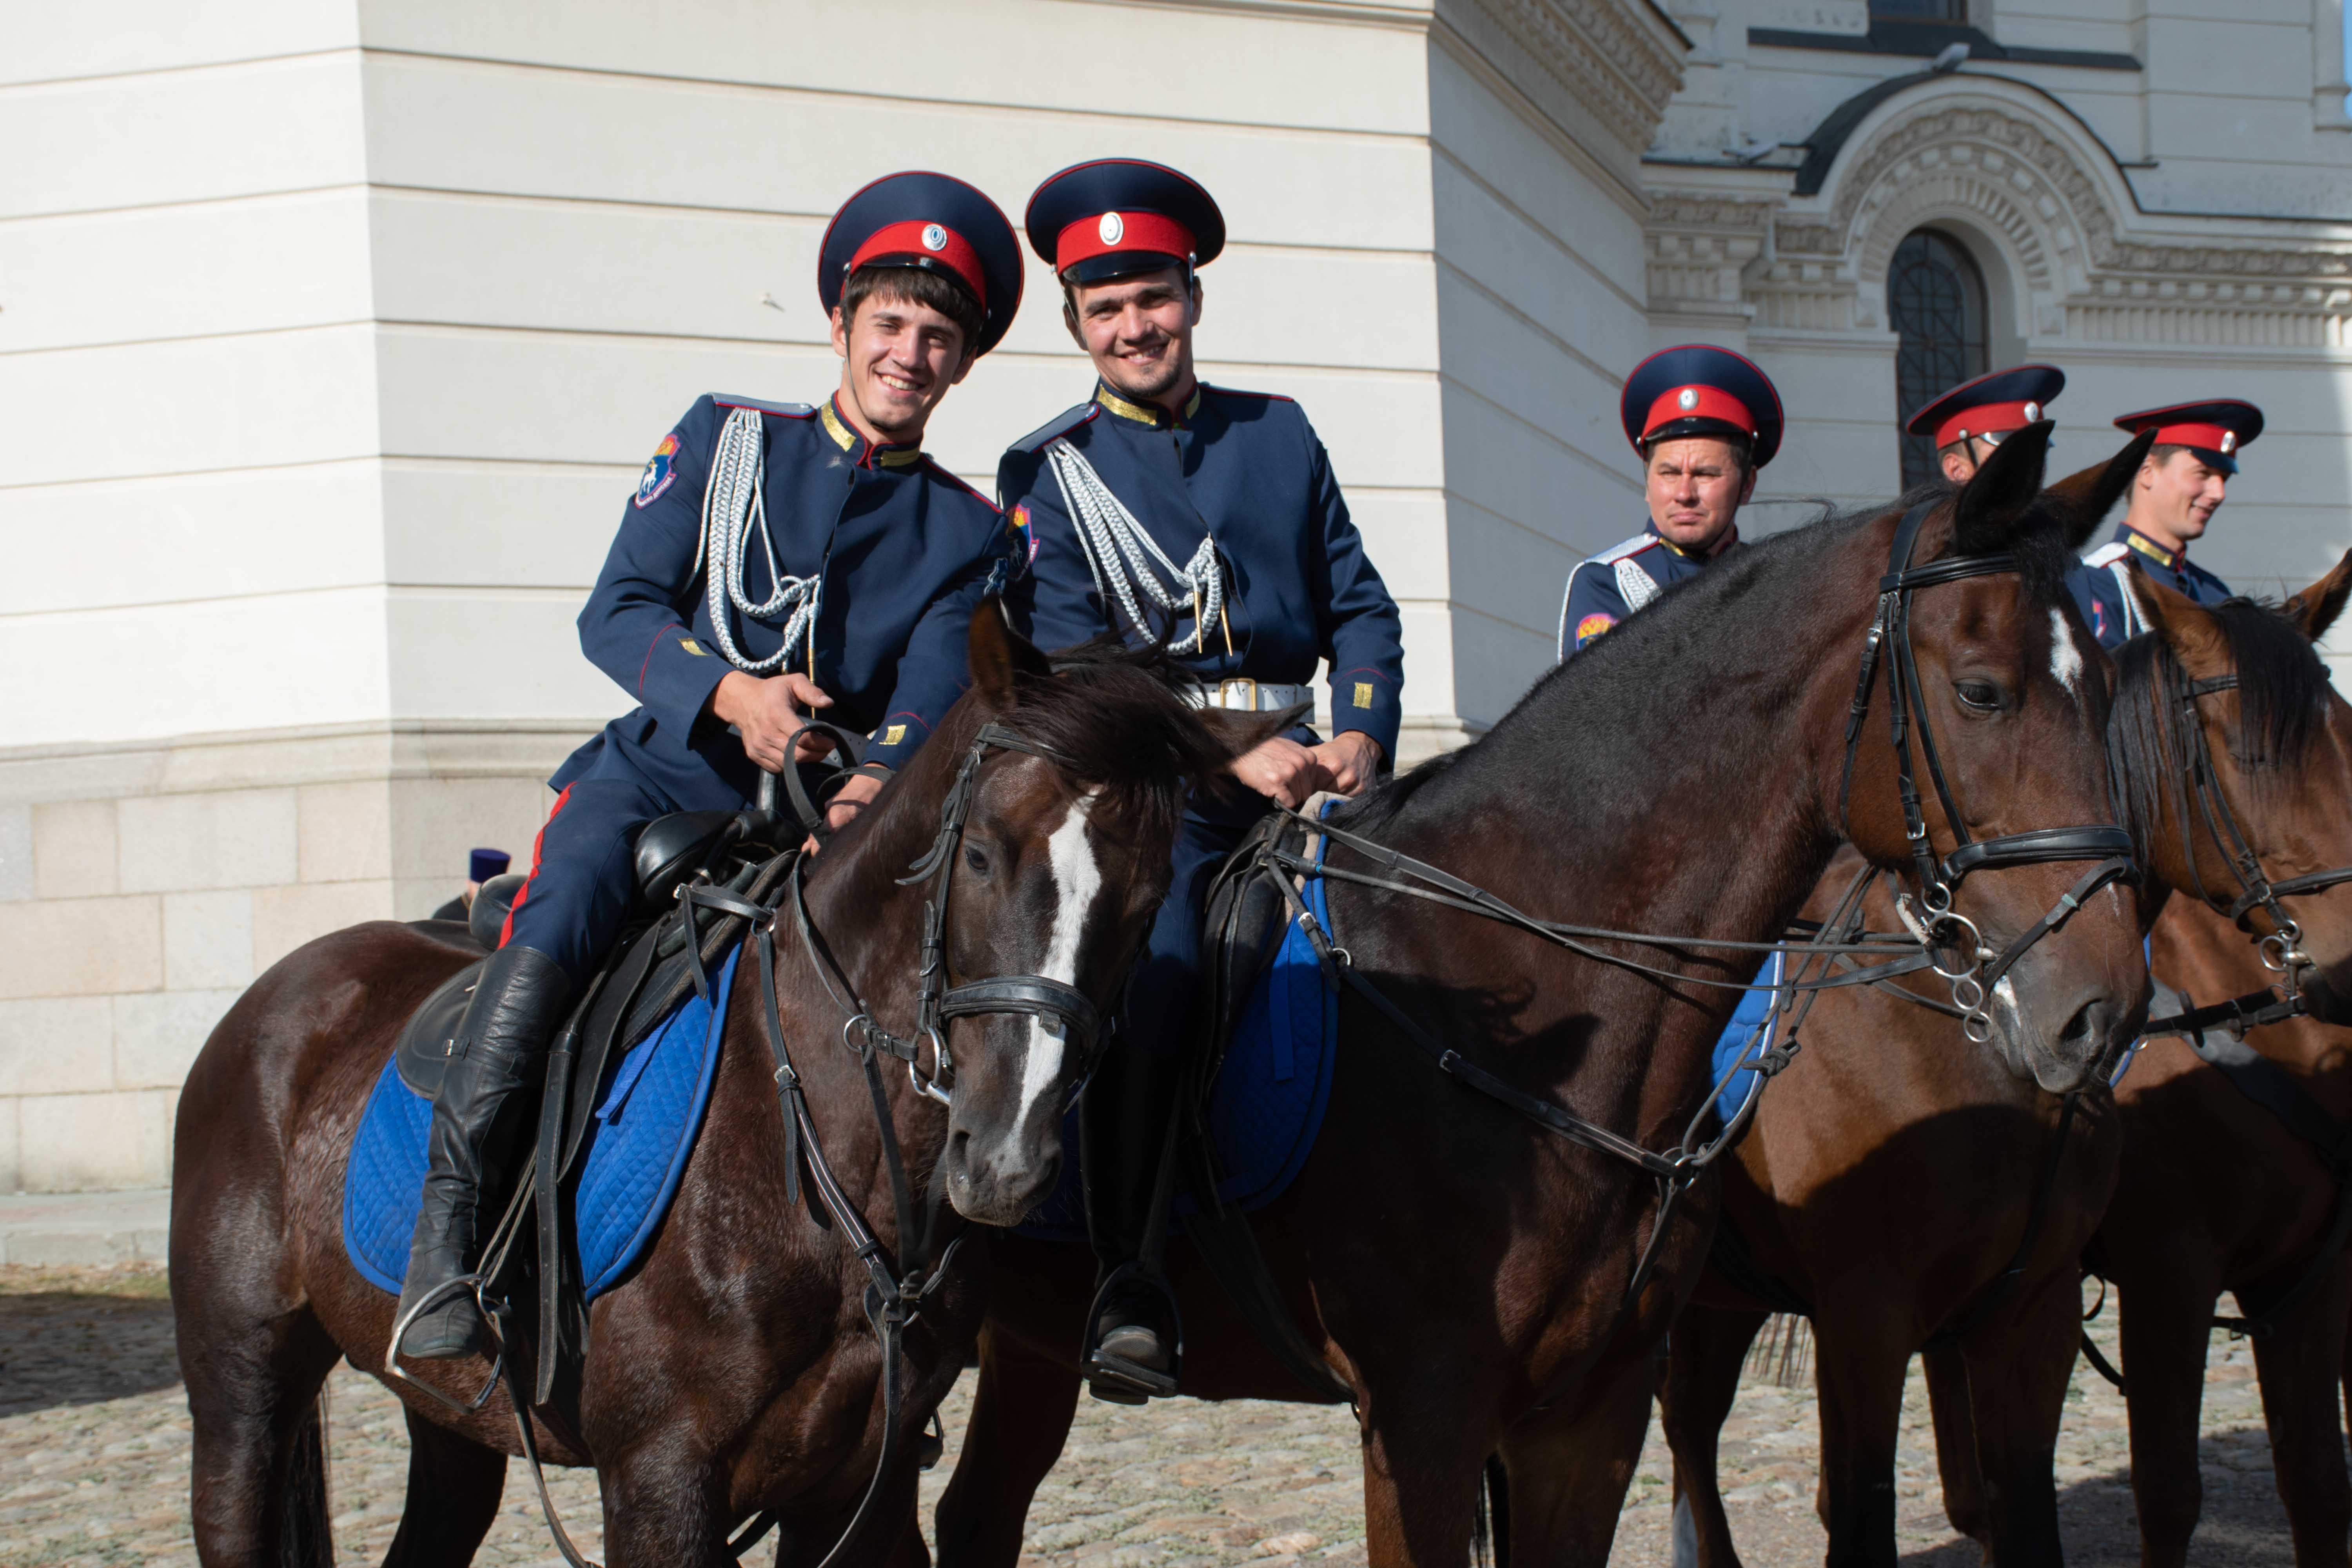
[1187,679,1311,712]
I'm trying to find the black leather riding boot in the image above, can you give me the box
[393,942,571,1361]
[1080,1044,1186,1402]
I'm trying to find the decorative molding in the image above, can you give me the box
[1658,89,2352,350]
[1644,194,1772,322]
[1453,0,1688,158]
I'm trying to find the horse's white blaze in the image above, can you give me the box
[2049,608,2085,697]
[1016,793,1101,1125]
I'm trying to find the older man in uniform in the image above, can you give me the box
[998,158,1404,1401]
[2070,400,2263,650]
[1558,345,1784,659]
[392,172,1026,1361]
[1906,363,2065,486]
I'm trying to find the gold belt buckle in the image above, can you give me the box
[1218,677,1258,711]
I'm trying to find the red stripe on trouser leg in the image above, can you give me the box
[499,784,573,949]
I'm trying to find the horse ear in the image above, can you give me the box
[2044,428,2158,551]
[2134,566,2231,677]
[966,598,1051,708]
[1949,419,2053,555]
[2283,548,2352,643]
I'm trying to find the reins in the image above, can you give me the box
[1256,503,2138,1328]
[488,718,1109,1568]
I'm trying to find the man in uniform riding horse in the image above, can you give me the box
[2069,399,2265,649]
[392,171,1027,1362]
[1904,363,2066,486]
[996,158,1405,1401]
[1557,345,1784,659]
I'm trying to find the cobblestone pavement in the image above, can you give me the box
[0,1265,2317,1565]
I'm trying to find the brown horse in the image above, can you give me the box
[2058,556,2352,1568]
[1655,553,2352,1568]
[931,425,2148,1568]
[167,615,1282,1568]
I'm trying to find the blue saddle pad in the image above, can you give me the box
[342,946,740,1301]
[1711,951,1786,1127]
[1020,824,1341,1240]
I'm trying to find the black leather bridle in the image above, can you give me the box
[1835,501,2140,1041]
[2161,673,2352,1012]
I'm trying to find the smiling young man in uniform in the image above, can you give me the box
[2069,399,2263,650]
[391,172,1025,1362]
[1558,345,1784,659]
[997,158,1403,1402]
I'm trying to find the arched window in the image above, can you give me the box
[1888,229,1988,489]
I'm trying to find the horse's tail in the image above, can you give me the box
[278,1385,334,1568]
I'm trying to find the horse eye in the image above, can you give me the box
[1956,679,2001,712]
[964,846,988,874]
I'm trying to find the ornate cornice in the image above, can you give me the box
[1452,0,1687,158]
[1676,91,2352,348]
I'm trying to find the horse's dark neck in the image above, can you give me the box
[1349,520,1884,1119]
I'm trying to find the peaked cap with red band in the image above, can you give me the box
[1905,363,2065,451]
[1621,344,1784,468]
[1024,159,1227,287]
[2113,399,2264,475]
[818,171,1025,356]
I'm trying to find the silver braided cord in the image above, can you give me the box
[1043,438,1225,655]
[694,405,821,673]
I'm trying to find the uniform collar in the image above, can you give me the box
[1094,380,1205,429]
[820,395,926,469]
[1645,522,1739,561]
[2118,524,2185,571]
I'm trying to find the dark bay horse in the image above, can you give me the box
[168,615,1282,1568]
[1655,554,2352,1568]
[933,425,2147,1567]
[2066,555,2352,1568]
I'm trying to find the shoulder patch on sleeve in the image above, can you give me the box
[1573,613,1619,650]
[920,459,1003,514]
[1593,531,1661,566]
[633,431,683,508]
[2082,542,2131,568]
[1010,403,1098,454]
[713,394,815,419]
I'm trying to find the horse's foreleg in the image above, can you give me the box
[1953,1273,2080,1568]
[931,1323,1082,1568]
[1808,1301,1912,1568]
[1356,1368,1496,1568]
[1656,1305,1767,1568]
[382,1404,510,1568]
[1917,1348,1986,1543]
[1490,1346,1660,1568]
[2247,1262,2352,1568]
[2118,1259,2223,1568]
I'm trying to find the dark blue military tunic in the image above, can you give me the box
[2067,525,2234,652]
[998,381,1404,1058]
[999,382,1403,753]
[1557,524,1725,659]
[506,392,1010,980]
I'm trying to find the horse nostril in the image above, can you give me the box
[946,1128,972,1185]
[2060,998,2111,1058]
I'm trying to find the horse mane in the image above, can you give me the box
[2108,596,2333,851]
[1339,482,2079,838]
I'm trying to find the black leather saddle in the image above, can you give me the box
[396,809,776,1100]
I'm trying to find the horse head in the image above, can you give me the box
[926,610,1285,1226]
[2113,548,2352,1025]
[1837,423,2151,1093]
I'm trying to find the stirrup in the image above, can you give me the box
[384,1274,503,1414]
[1081,1261,1183,1404]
